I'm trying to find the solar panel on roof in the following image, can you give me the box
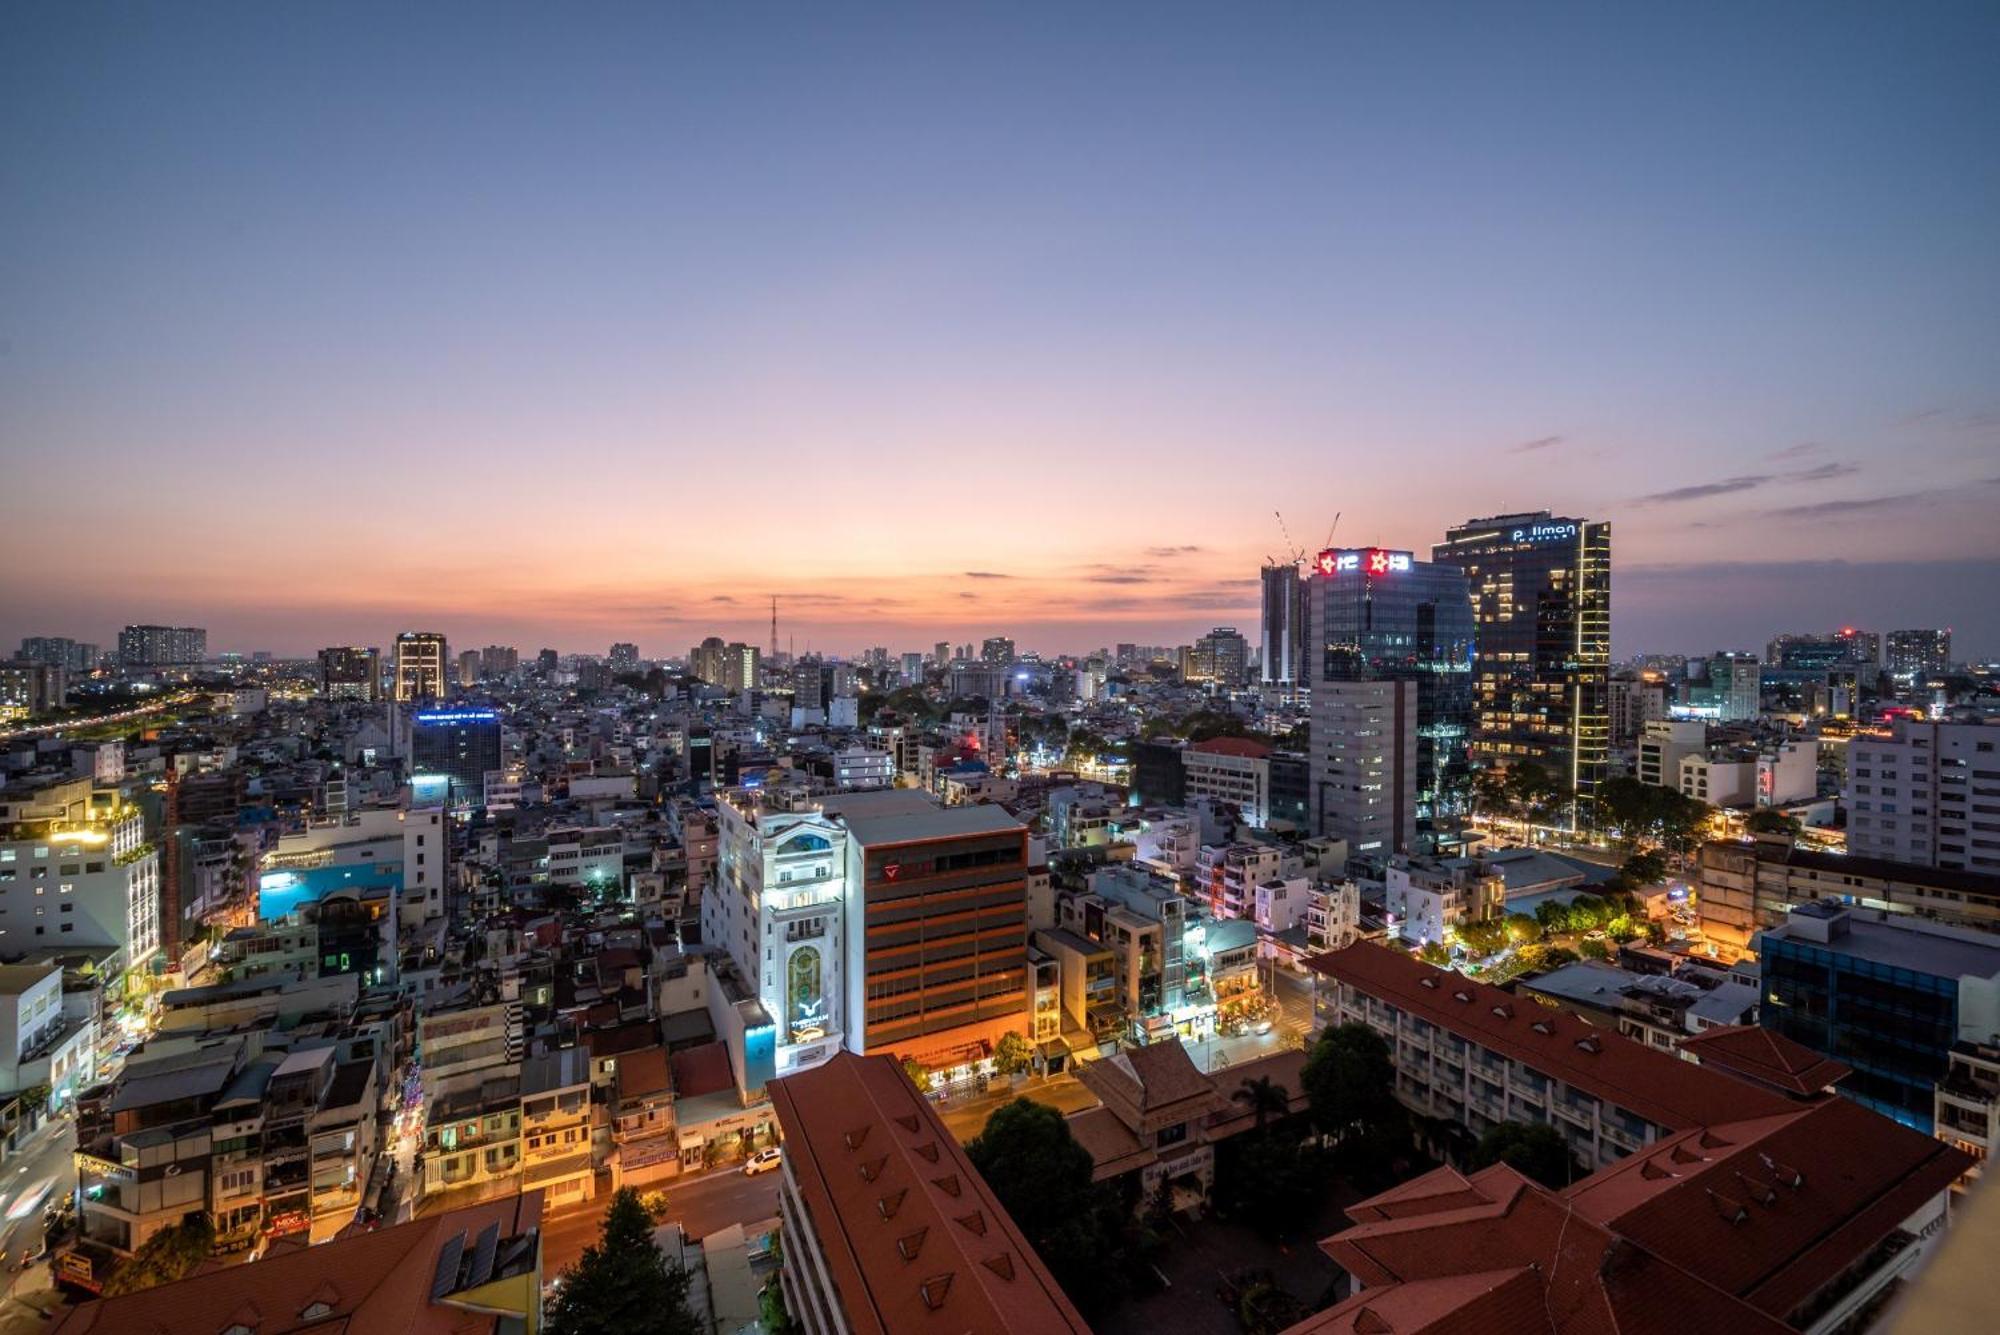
[465,1222,500,1289]
[430,1232,466,1301]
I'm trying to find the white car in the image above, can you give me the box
[743,1147,783,1176]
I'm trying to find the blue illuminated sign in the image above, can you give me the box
[413,710,500,725]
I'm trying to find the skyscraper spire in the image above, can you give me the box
[770,594,780,663]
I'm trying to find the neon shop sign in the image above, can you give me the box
[1509,523,1578,543]
[1315,548,1413,576]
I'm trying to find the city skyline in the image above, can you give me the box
[5,5,1998,655]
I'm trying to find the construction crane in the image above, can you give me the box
[1274,509,1340,567]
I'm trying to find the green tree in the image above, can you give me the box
[546,1188,698,1335]
[1300,1024,1404,1145]
[1746,808,1802,838]
[966,1099,1134,1310]
[992,1030,1032,1076]
[1621,850,1667,886]
[1454,917,1509,957]
[102,1213,215,1297]
[1578,937,1612,961]
[1418,940,1449,966]
[1232,1074,1290,1135]
[1469,1121,1583,1189]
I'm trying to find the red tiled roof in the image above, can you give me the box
[1289,1091,1971,1335]
[616,1045,671,1102]
[670,1040,737,1099]
[1305,943,1795,1131]
[1677,1024,1851,1097]
[768,1051,1088,1334]
[586,1018,661,1059]
[1561,1097,1969,1320]
[1187,736,1274,759]
[54,1192,543,1335]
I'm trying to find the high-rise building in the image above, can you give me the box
[0,661,66,719]
[455,649,480,688]
[1847,719,2000,874]
[1887,629,1952,684]
[316,646,380,701]
[1258,565,1306,686]
[1306,546,1475,856]
[475,645,518,679]
[18,637,97,674]
[980,636,1015,665]
[899,651,925,684]
[692,639,760,691]
[1768,628,1879,671]
[392,632,448,702]
[536,648,559,673]
[1188,627,1250,688]
[608,642,640,671]
[0,777,161,969]
[117,624,206,667]
[411,708,504,809]
[1433,513,1611,813]
[933,641,951,668]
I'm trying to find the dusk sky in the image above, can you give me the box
[4,3,1997,660]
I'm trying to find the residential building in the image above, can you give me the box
[1770,627,1880,672]
[1305,546,1476,855]
[392,631,449,702]
[1192,841,1286,921]
[768,1051,1088,1335]
[1609,669,1667,749]
[1758,899,2000,1131]
[1308,942,1801,1169]
[18,636,98,674]
[260,804,445,939]
[980,636,1015,665]
[53,1192,544,1333]
[1696,835,2000,960]
[1383,855,1502,946]
[116,624,205,668]
[1847,718,2000,874]
[0,777,161,970]
[1935,1041,2000,1180]
[0,660,66,719]
[1636,718,1706,789]
[1180,736,1273,826]
[1433,512,1612,814]
[1887,628,1952,685]
[0,962,95,1106]
[519,1046,595,1209]
[316,645,380,701]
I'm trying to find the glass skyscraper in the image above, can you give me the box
[1433,513,1611,820]
[1305,548,1475,856]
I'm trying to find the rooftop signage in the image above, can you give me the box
[1509,522,1579,543]
[1315,548,1413,576]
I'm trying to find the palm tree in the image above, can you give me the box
[1233,1074,1290,1135]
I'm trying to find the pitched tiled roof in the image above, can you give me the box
[670,1040,737,1099]
[1677,1024,1851,1097]
[54,1192,543,1335]
[1292,1092,1971,1335]
[1065,1105,1155,1182]
[1077,1039,1223,1125]
[1305,943,1795,1130]
[768,1051,1088,1334]
[616,1045,671,1101]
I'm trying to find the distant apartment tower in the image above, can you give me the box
[1847,720,2000,874]
[117,624,206,667]
[1306,547,1475,856]
[0,661,66,719]
[1887,629,1952,685]
[316,646,380,701]
[18,637,97,674]
[980,636,1015,665]
[411,708,504,809]
[1433,513,1611,812]
[608,641,640,671]
[392,631,449,702]
[478,645,520,678]
[1768,628,1879,671]
[691,637,759,691]
[1188,627,1250,689]
[1259,564,1306,686]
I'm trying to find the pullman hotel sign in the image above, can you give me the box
[1509,522,1579,543]
[1315,548,1413,576]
